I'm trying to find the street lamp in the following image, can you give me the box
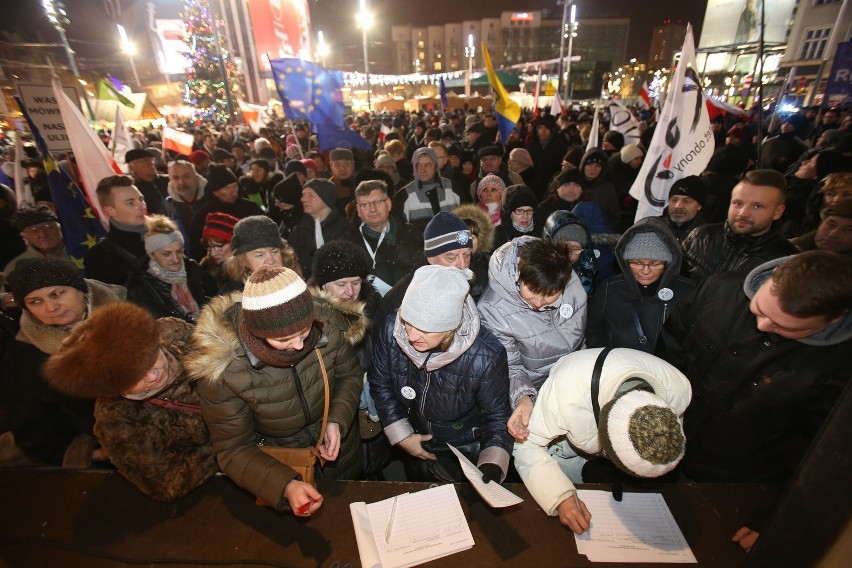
[356,0,373,110]
[316,30,330,68]
[564,3,577,101]
[464,33,475,98]
[117,24,141,88]
[42,0,95,119]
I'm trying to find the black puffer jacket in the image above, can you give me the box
[126,259,218,322]
[586,217,696,353]
[368,298,512,478]
[682,221,797,282]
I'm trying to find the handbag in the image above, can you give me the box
[256,348,330,505]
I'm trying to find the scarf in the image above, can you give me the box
[478,201,502,226]
[361,217,398,247]
[512,221,535,234]
[238,318,322,368]
[147,261,200,319]
[110,219,148,234]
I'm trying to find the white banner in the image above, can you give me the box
[607,99,641,147]
[629,25,713,221]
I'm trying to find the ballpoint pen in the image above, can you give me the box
[298,497,316,515]
[385,496,398,543]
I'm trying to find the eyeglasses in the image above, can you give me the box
[206,243,227,251]
[628,260,667,270]
[21,222,60,235]
[356,198,389,210]
[512,208,534,216]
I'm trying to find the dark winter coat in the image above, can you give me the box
[288,210,362,279]
[368,299,512,478]
[579,148,622,230]
[355,217,424,290]
[94,317,217,502]
[658,210,707,244]
[682,221,797,282]
[657,258,852,483]
[586,218,696,353]
[126,259,218,321]
[186,291,366,509]
[134,174,169,215]
[0,280,124,464]
[527,134,569,200]
[85,223,148,286]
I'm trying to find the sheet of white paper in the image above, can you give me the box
[349,501,383,568]
[574,490,697,563]
[447,443,524,508]
[365,484,474,568]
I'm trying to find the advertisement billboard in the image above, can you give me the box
[248,0,313,72]
[697,0,796,75]
[154,19,191,76]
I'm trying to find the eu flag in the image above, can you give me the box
[16,97,107,274]
[270,58,369,151]
[270,58,345,126]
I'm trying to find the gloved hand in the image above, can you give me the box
[478,463,503,484]
[582,457,624,501]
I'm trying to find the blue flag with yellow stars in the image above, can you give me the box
[16,97,107,274]
[270,58,344,126]
[270,58,370,152]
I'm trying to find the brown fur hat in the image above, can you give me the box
[453,204,496,254]
[43,302,161,398]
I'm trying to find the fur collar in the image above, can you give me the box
[453,203,496,254]
[16,279,126,354]
[185,289,368,384]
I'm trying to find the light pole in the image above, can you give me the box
[464,34,475,98]
[42,0,95,120]
[356,0,373,110]
[564,3,577,101]
[557,0,569,101]
[117,25,141,88]
[316,31,330,68]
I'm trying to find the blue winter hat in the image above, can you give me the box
[423,212,473,257]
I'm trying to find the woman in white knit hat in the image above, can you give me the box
[368,265,512,484]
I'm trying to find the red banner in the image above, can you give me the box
[248,0,313,72]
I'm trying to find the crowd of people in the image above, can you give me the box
[1,101,850,554]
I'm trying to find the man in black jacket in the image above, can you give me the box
[657,251,852,551]
[85,175,149,285]
[682,169,797,283]
[126,149,168,214]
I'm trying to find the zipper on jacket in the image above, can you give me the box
[291,367,313,429]
[420,370,431,417]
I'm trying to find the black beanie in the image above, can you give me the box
[7,258,87,306]
[230,216,284,255]
[273,173,303,205]
[284,159,307,177]
[555,168,582,187]
[206,163,238,194]
[312,241,372,287]
[505,185,538,212]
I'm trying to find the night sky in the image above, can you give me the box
[0,0,706,73]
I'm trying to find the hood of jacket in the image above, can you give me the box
[453,203,496,254]
[392,294,480,371]
[185,289,368,383]
[579,148,608,185]
[16,279,126,354]
[615,217,683,299]
[743,256,852,347]
[411,146,438,170]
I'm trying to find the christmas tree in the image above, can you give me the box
[180,0,244,122]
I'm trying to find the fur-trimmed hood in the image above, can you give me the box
[453,203,496,254]
[185,288,368,384]
[16,279,126,354]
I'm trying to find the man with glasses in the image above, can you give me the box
[353,180,423,295]
[478,237,587,441]
[1,206,70,303]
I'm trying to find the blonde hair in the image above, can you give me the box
[144,214,178,238]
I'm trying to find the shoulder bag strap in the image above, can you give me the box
[591,347,613,426]
[314,348,331,452]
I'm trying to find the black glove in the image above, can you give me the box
[478,463,503,484]
[582,458,624,501]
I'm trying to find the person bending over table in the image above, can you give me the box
[513,348,691,534]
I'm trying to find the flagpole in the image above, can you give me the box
[756,0,765,155]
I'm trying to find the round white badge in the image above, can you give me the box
[657,287,674,301]
[401,386,416,400]
[559,304,574,319]
[593,249,601,258]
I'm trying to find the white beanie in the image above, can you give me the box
[400,266,471,332]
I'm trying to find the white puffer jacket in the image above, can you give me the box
[513,348,691,515]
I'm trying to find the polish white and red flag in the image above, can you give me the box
[638,81,651,109]
[162,126,194,156]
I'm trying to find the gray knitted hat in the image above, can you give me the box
[304,178,337,209]
[598,390,685,478]
[400,265,470,332]
[622,232,672,263]
[552,224,588,247]
[230,215,284,255]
